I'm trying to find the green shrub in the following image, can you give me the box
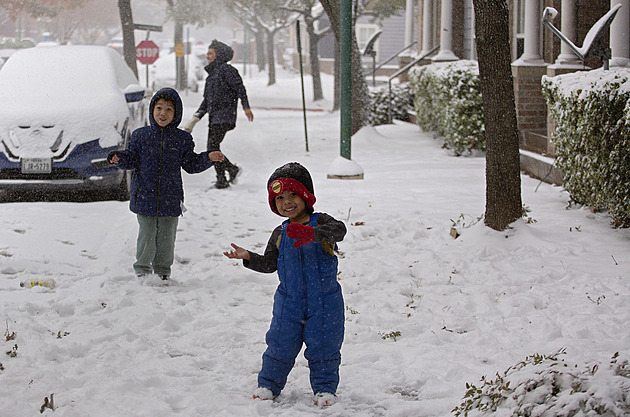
[542,69,630,227]
[368,83,413,126]
[453,349,630,417]
[408,60,485,156]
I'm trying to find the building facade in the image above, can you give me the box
[314,12,418,77]
[414,0,629,160]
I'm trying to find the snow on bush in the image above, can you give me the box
[368,83,413,126]
[408,60,485,156]
[542,69,630,228]
[452,349,630,417]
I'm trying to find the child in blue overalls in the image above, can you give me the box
[224,162,346,407]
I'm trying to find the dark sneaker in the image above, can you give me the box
[159,275,169,280]
[228,166,241,184]
[215,180,230,189]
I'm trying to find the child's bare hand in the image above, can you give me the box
[223,243,250,261]
[209,151,225,162]
[244,108,254,122]
[109,154,119,164]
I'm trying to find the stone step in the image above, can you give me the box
[519,149,563,186]
[521,130,551,155]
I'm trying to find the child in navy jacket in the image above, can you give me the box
[224,162,346,407]
[109,88,224,279]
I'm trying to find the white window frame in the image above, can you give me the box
[356,23,381,61]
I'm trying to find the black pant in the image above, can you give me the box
[207,124,237,183]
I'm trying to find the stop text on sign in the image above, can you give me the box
[136,40,159,65]
[137,48,158,58]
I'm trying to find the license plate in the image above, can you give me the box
[21,158,52,174]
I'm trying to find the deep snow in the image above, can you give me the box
[0,67,629,417]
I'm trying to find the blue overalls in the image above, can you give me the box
[258,213,345,396]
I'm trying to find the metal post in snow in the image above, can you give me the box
[296,20,309,152]
[327,0,364,180]
[340,0,352,160]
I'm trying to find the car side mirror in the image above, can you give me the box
[123,84,145,102]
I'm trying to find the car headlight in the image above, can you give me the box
[9,129,20,148]
[50,131,63,152]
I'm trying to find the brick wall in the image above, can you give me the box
[512,64,548,134]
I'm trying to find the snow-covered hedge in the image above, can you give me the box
[368,83,413,126]
[542,69,630,228]
[453,349,630,417]
[408,60,485,156]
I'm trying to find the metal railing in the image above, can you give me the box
[388,45,439,123]
[364,41,417,87]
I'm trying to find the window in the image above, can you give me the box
[356,24,380,60]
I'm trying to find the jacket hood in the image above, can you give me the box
[149,87,183,129]
[208,39,234,64]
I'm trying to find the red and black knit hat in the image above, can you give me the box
[267,162,316,215]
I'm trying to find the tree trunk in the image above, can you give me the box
[333,40,340,111]
[266,29,276,86]
[319,0,369,134]
[305,19,324,101]
[255,20,266,71]
[349,33,370,134]
[473,0,523,230]
[117,0,137,78]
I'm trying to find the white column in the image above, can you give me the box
[519,0,544,63]
[405,0,415,47]
[554,0,580,65]
[610,0,630,67]
[421,0,433,55]
[467,0,477,60]
[432,0,458,61]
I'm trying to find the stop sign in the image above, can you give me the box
[136,40,159,65]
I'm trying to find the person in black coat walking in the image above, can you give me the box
[183,39,254,189]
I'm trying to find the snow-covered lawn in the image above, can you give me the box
[1,68,629,416]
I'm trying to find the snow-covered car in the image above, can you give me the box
[0,48,16,70]
[0,45,147,199]
[150,52,199,93]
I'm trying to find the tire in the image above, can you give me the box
[114,170,132,201]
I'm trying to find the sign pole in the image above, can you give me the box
[133,25,162,90]
[145,31,150,89]
[135,39,160,90]
[296,20,309,152]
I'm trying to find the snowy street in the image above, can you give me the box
[1,69,629,416]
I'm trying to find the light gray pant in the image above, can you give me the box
[134,214,179,277]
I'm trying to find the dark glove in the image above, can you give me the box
[107,151,118,164]
[286,223,315,247]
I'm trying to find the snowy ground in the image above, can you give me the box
[1,68,629,417]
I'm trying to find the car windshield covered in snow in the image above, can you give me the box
[0,45,146,200]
